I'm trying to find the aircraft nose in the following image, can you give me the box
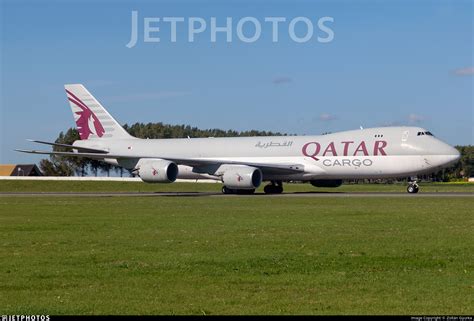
[452,147,461,162]
[445,144,461,164]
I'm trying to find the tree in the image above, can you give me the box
[39,158,74,176]
[39,128,85,176]
[433,145,474,180]
[89,159,101,177]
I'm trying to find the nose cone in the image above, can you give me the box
[444,144,461,166]
[413,136,461,169]
[451,146,461,162]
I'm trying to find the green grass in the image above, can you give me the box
[1,180,473,193]
[0,196,473,314]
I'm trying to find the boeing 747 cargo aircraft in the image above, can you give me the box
[17,84,461,194]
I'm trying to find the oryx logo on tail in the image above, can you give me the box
[66,89,105,140]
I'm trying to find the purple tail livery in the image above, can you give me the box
[65,84,131,140]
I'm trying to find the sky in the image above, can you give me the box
[0,0,473,164]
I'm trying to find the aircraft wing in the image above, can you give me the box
[15,149,305,175]
[174,158,304,175]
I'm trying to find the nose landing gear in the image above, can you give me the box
[407,180,419,194]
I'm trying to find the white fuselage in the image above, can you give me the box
[74,126,460,181]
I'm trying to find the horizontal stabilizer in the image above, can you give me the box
[27,139,109,154]
[15,149,129,159]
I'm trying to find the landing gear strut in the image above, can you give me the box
[264,181,283,194]
[407,179,419,194]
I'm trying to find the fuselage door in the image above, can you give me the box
[402,130,409,142]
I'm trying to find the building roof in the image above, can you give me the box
[0,165,16,176]
[0,164,43,176]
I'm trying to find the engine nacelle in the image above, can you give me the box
[222,165,262,190]
[310,179,343,188]
[136,159,178,183]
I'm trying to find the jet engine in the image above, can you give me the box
[136,159,179,183]
[310,179,343,188]
[222,165,262,190]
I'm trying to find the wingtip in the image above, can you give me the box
[14,149,49,154]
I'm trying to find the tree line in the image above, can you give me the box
[39,123,474,181]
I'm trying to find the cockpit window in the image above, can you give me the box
[417,131,434,136]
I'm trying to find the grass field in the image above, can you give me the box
[1,180,473,193]
[0,192,473,315]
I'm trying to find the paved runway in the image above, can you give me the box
[0,192,472,197]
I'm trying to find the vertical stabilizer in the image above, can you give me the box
[64,84,131,140]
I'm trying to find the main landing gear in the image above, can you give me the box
[263,181,283,194]
[221,186,255,195]
[221,181,284,195]
[407,179,419,194]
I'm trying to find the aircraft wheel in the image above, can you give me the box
[264,185,273,194]
[407,184,419,194]
[222,186,233,194]
[264,184,283,194]
[237,189,255,195]
[264,184,277,194]
[222,187,255,195]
